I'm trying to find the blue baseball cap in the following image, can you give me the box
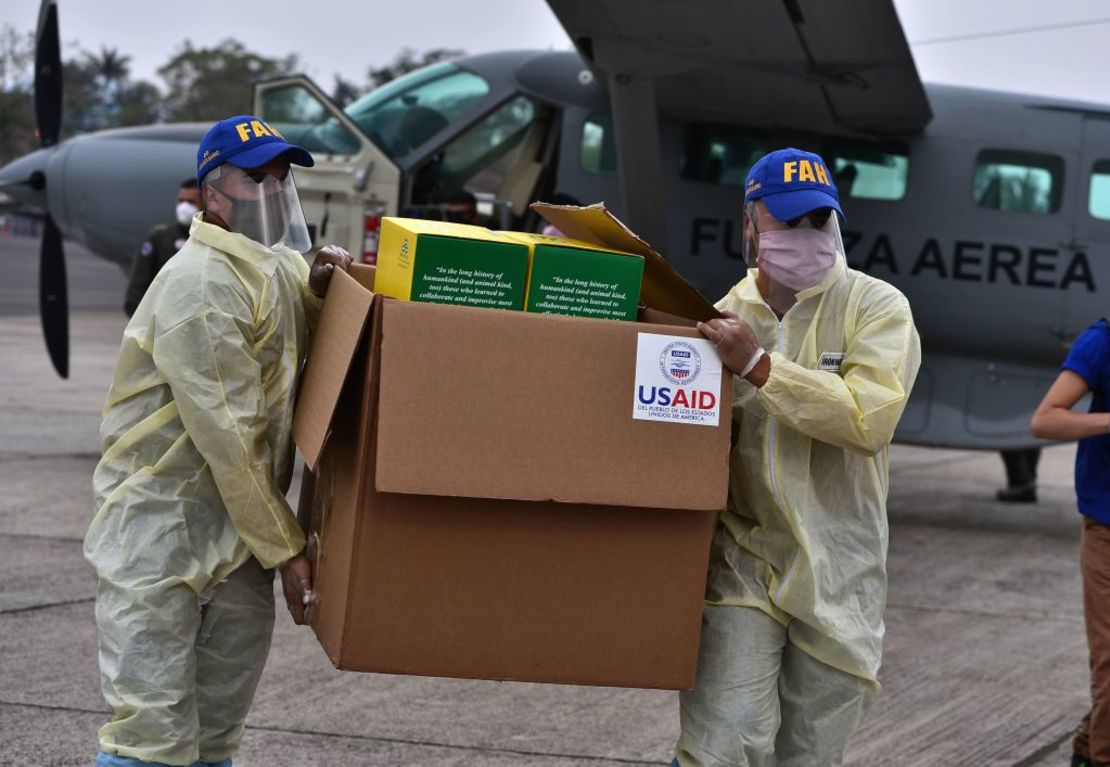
[196,115,314,182]
[744,148,844,222]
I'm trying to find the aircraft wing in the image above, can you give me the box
[547,0,932,136]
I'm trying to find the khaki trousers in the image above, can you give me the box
[1076,518,1110,764]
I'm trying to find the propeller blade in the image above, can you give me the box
[34,0,62,148]
[40,213,68,378]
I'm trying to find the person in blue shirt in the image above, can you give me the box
[1031,318,1110,767]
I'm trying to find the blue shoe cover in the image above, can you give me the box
[96,753,232,767]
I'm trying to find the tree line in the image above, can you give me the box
[0,25,463,166]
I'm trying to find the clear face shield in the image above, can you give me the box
[742,200,846,314]
[202,164,312,253]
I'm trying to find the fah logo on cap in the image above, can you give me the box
[234,119,284,143]
[783,158,831,186]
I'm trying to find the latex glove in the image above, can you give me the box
[698,310,764,378]
[309,245,353,297]
[279,553,317,625]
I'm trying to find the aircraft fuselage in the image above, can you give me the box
[5,52,1105,448]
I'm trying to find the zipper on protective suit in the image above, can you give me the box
[764,312,801,606]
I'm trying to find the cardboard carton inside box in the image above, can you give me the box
[502,231,644,322]
[375,217,529,310]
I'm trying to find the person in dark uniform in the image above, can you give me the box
[123,178,202,316]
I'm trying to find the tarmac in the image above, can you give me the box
[0,233,1089,766]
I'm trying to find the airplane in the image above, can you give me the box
[1,0,1103,451]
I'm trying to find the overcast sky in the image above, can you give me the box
[2,0,1109,105]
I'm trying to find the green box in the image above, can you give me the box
[377,218,529,311]
[505,233,644,321]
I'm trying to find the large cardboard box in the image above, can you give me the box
[375,217,529,310]
[502,231,644,321]
[294,204,729,690]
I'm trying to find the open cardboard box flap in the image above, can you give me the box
[373,299,730,511]
[293,265,376,470]
[532,202,721,323]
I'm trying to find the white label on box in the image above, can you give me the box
[633,333,723,426]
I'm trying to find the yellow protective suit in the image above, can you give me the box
[676,255,920,766]
[85,213,320,765]
[709,255,919,679]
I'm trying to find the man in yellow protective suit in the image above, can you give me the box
[673,148,921,766]
[86,115,351,767]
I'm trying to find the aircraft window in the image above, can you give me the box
[680,125,765,185]
[581,116,617,174]
[973,150,1063,214]
[409,96,547,215]
[261,84,361,156]
[344,62,490,159]
[439,97,536,176]
[1088,160,1110,220]
[828,144,908,200]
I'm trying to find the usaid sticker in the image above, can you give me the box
[633,333,723,426]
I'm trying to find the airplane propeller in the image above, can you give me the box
[34,0,67,378]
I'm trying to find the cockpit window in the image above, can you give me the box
[440,96,536,176]
[344,62,490,158]
[409,96,546,214]
[973,149,1063,214]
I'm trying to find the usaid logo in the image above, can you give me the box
[660,341,701,385]
[634,332,722,426]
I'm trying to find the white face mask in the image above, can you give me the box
[176,201,199,227]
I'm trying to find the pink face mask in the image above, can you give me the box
[757,228,838,292]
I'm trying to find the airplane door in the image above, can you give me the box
[254,77,401,256]
[1068,116,1110,340]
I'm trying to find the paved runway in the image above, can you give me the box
[0,233,1088,765]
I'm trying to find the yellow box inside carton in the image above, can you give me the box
[375,218,529,311]
[501,232,644,322]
